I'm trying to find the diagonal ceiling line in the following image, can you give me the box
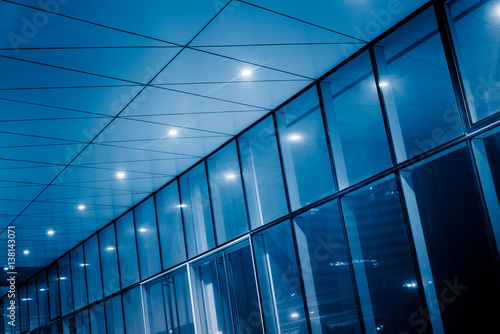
[0,0,235,235]
[117,117,234,136]
[121,110,264,117]
[0,130,87,144]
[96,143,205,159]
[191,42,366,47]
[0,97,112,117]
[236,0,369,43]
[0,84,141,91]
[0,117,110,123]
[152,79,309,86]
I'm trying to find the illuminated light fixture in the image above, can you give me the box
[224,173,237,180]
[288,134,302,142]
[59,277,67,280]
[241,69,252,76]
[23,250,29,255]
[138,228,147,233]
[177,204,187,208]
[3,267,8,271]
[378,81,389,87]
[168,129,179,136]
[78,205,85,210]
[80,263,89,267]
[290,312,299,319]
[106,247,115,251]
[47,229,55,236]
[39,288,46,291]
[116,171,126,179]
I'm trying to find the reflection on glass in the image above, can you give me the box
[89,303,106,334]
[179,162,215,257]
[84,235,103,304]
[48,264,60,319]
[116,211,140,288]
[342,176,426,334]
[155,180,187,269]
[135,197,162,279]
[58,254,73,316]
[321,51,392,188]
[74,309,90,334]
[239,115,288,228]
[144,268,195,334]
[62,316,75,334]
[401,144,500,333]
[276,87,335,210]
[99,224,120,296]
[27,277,39,331]
[105,295,124,334]
[253,222,308,334]
[447,0,500,122]
[374,7,463,161]
[123,287,146,334]
[37,271,50,327]
[19,285,28,333]
[70,245,87,310]
[207,141,249,244]
[294,201,361,333]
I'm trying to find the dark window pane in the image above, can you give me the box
[63,316,76,334]
[58,254,73,316]
[75,310,90,334]
[19,285,28,333]
[99,224,120,296]
[207,141,249,244]
[253,222,308,334]
[156,180,187,269]
[28,277,39,331]
[342,176,426,334]
[84,235,103,304]
[105,295,124,334]
[37,271,50,327]
[374,7,463,161]
[447,0,500,122]
[401,144,500,333]
[123,287,146,334]
[179,162,215,257]
[116,211,140,288]
[276,87,335,210]
[135,197,162,279]
[294,200,361,334]
[321,50,392,188]
[48,264,60,319]
[239,115,288,228]
[70,245,87,310]
[51,321,62,334]
[89,303,106,334]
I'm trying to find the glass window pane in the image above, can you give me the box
[105,295,124,334]
[70,245,87,310]
[37,271,50,327]
[89,303,106,334]
[374,7,463,162]
[155,180,187,269]
[321,51,392,188]
[447,0,500,122]
[401,144,500,333]
[28,277,39,331]
[58,254,73,316]
[19,285,28,333]
[62,316,76,334]
[116,211,140,288]
[144,280,167,334]
[99,223,120,296]
[51,321,62,334]
[253,222,308,334]
[239,115,288,228]
[179,162,215,258]
[48,264,60,319]
[171,269,195,334]
[135,197,162,279]
[123,286,146,334]
[0,300,3,334]
[276,87,335,211]
[207,141,249,244]
[75,310,90,334]
[342,176,426,334]
[84,235,103,304]
[294,200,362,334]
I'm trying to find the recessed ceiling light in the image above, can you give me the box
[177,204,187,208]
[78,205,85,210]
[116,172,126,179]
[59,277,67,280]
[106,247,115,251]
[80,263,89,267]
[138,228,147,233]
[47,230,55,236]
[378,81,389,87]
[168,129,178,136]
[225,173,237,180]
[23,250,29,255]
[3,267,8,271]
[241,69,252,76]
[288,134,302,142]
[39,288,46,291]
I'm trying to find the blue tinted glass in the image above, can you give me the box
[294,201,362,334]
[239,115,288,228]
[374,7,463,161]
[342,176,426,334]
[116,211,140,288]
[105,295,124,334]
[62,316,75,334]
[19,285,28,332]
[0,300,3,334]
[447,0,500,122]
[155,180,187,269]
[89,303,106,334]
[75,310,90,334]
[179,163,215,257]
[276,87,335,210]
[144,280,167,334]
[28,277,39,331]
[401,145,500,333]
[253,222,308,334]
[51,322,62,334]
[83,235,103,304]
[171,269,195,334]
[47,264,60,319]
[123,287,146,334]
[207,141,249,244]
[37,271,50,327]
[58,254,73,316]
[135,197,162,279]
[99,224,120,296]
[321,51,393,188]
[70,245,87,310]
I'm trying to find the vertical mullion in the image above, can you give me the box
[82,243,89,308]
[153,195,165,272]
[235,137,253,232]
[68,252,75,315]
[272,112,292,214]
[177,180,190,262]
[248,235,267,333]
[96,234,106,302]
[204,160,218,247]
[113,222,123,292]
[132,210,142,281]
